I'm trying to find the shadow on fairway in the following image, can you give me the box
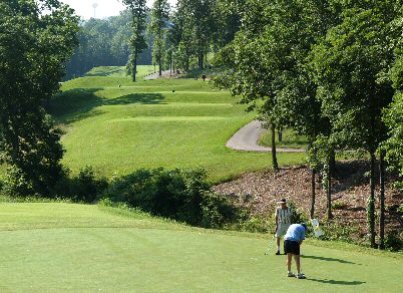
[49,89,165,124]
[104,93,165,105]
[301,255,360,265]
[307,278,365,286]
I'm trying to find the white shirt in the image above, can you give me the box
[276,207,292,225]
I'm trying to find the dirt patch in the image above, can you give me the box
[213,161,402,239]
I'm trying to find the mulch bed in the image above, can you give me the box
[213,161,402,239]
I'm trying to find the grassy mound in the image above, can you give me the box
[0,202,401,291]
[49,66,305,181]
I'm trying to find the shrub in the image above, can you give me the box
[201,193,243,229]
[238,213,273,233]
[320,220,360,242]
[104,168,242,228]
[384,231,403,252]
[332,201,347,210]
[53,166,108,203]
[104,168,204,222]
[288,201,309,225]
[71,166,108,203]
[1,165,34,196]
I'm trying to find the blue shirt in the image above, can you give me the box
[284,224,306,242]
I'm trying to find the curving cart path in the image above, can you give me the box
[226,120,304,153]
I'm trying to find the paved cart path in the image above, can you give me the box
[226,120,305,153]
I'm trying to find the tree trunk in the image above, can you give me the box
[379,149,386,250]
[369,152,376,248]
[271,124,279,172]
[311,168,316,219]
[133,61,137,82]
[159,60,162,77]
[329,148,336,174]
[278,130,283,143]
[198,52,204,70]
[327,162,333,219]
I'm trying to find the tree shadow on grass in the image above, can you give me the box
[104,93,165,105]
[301,255,360,265]
[48,88,165,124]
[306,278,365,285]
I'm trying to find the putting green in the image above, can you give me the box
[0,202,401,292]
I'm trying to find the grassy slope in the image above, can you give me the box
[259,128,308,149]
[0,202,401,292]
[85,65,155,78]
[52,67,304,181]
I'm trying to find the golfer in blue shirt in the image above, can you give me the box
[284,223,307,279]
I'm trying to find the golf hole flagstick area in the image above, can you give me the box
[226,120,305,153]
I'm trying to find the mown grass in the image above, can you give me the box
[85,65,155,79]
[259,128,309,149]
[0,202,401,292]
[49,66,305,181]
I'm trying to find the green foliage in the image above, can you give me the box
[0,0,79,196]
[237,213,273,234]
[332,201,347,210]
[149,0,170,75]
[63,166,108,203]
[200,193,244,229]
[1,165,34,196]
[171,0,216,70]
[123,0,148,81]
[321,220,360,243]
[66,11,153,79]
[384,231,403,252]
[104,168,240,228]
[384,60,403,190]
[287,201,309,225]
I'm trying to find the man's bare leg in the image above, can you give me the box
[294,255,301,274]
[276,237,281,253]
[287,253,292,272]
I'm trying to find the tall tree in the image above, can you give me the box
[171,0,215,71]
[0,0,79,195]
[212,0,245,48]
[123,0,148,81]
[149,0,170,76]
[312,1,402,247]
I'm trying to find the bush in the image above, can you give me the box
[238,213,273,233]
[53,166,108,203]
[332,201,348,210]
[104,168,242,228]
[288,201,309,225]
[320,220,360,242]
[201,193,243,229]
[71,166,108,203]
[1,165,34,196]
[384,231,403,252]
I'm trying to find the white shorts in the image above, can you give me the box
[275,223,290,237]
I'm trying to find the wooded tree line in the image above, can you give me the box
[213,0,403,249]
[123,0,245,80]
[66,9,152,79]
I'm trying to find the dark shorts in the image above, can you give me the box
[284,240,300,255]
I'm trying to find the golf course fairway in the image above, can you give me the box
[0,202,401,292]
[49,66,305,182]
